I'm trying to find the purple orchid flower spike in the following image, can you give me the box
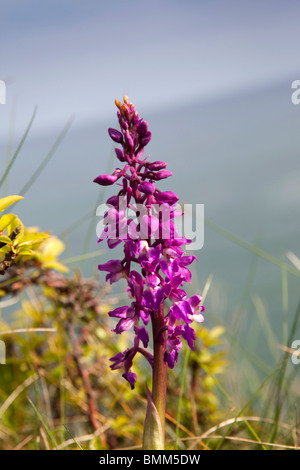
[94,96,205,449]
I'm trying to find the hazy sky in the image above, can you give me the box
[1,0,299,139]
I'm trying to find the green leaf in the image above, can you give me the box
[0,106,37,190]
[42,260,69,273]
[17,232,49,247]
[142,385,164,450]
[17,248,34,256]
[0,195,23,212]
[0,236,11,245]
[0,214,16,232]
[27,396,58,449]
[7,216,24,239]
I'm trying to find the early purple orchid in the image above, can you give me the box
[94,97,205,449]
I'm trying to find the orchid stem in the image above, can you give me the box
[151,302,167,441]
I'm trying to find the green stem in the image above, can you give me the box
[151,302,167,439]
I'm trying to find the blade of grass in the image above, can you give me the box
[59,357,66,443]
[269,301,300,444]
[61,249,103,265]
[80,145,116,270]
[17,116,74,198]
[281,246,289,347]
[174,346,191,450]
[3,100,17,197]
[174,274,213,450]
[63,424,84,450]
[220,317,274,376]
[231,234,261,339]
[252,295,279,363]
[27,395,58,449]
[0,373,38,418]
[213,363,283,450]
[201,434,297,450]
[0,105,38,190]
[0,328,56,336]
[208,377,267,450]
[286,250,300,271]
[204,218,300,279]
[59,210,94,240]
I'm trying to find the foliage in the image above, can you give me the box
[1,109,299,451]
[0,216,227,449]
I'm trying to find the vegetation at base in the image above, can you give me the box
[0,114,299,451]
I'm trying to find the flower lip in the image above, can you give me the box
[188,313,205,323]
[98,259,123,273]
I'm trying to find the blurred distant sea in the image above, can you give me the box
[1,80,300,359]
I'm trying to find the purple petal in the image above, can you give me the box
[136,119,148,137]
[124,131,134,148]
[128,271,144,305]
[140,309,150,325]
[164,350,177,369]
[177,266,192,283]
[110,350,128,370]
[142,286,165,311]
[122,370,137,390]
[168,237,191,246]
[140,214,159,238]
[93,174,117,186]
[153,170,173,180]
[187,295,203,309]
[106,271,124,284]
[113,317,135,334]
[98,259,123,273]
[169,288,187,303]
[146,161,167,171]
[155,191,179,205]
[106,195,119,207]
[138,181,155,195]
[138,245,162,273]
[134,326,149,348]
[140,131,152,147]
[179,255,197,267]
[192,313,205,323]
[182,324,196,350]
[107,238,122,249]
[108,305,132,318]
[170,302,189,323]
[145,274,160,288]
[108,128,123,143]
[136,120,148,136]
[159,258,179,278]
[115,148,126,161]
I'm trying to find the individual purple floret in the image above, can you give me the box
[94,96,205,388]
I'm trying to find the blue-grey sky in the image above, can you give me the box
[1,0,299,139]
[1,1,300,346]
